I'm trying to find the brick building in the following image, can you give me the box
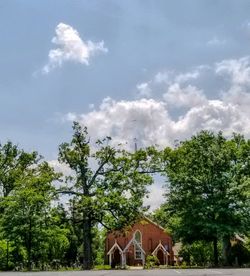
[105,217,174,267]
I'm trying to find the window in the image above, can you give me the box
[134,230,142,260]
[135,250,142,259]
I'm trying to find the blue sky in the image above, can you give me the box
[2,0,250,208]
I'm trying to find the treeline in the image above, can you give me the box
[153,131,250,267]
[0,122,155,271]
[0,123,249,270]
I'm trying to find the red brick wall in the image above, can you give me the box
[105,218,174,266]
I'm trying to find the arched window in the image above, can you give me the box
[134,230,142,259]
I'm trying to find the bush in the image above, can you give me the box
[145,255,160,268]
[179,241,214,266]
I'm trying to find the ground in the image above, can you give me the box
[1,269,250,276]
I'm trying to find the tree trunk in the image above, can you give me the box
[6,240,9,270]
[222,236,231,266]
[27,218,32,271]
[213,237,219,267]
[82,218,93,270]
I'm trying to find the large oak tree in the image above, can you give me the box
[58,122,154,269]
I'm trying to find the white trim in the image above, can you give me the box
[134,230,143,260]
[134,230,142,241]
[152,241,170,265]
[123,236,146,255]
[152,241,170,256]
[107,241,123,255]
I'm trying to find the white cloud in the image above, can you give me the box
[48,159,72,176]
[43,23,108,73]
[207,36,226,46]
[60,54,250,209]
[215,56,250,85]
[154,69,200,85]
[64,97,174,148]
[173,100,249,140]
[154,71,172,84]
[136,82,152,97]
[63,95,250,151]
[60,55,250,149]
[163,83,207,108]
[144,184,165,211]
[174,70,200,83]
[215,56,250,121]
[221,86,250,117]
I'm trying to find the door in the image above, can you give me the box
[112,249,121,267]
[157,249,165,265]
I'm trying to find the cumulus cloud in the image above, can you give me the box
[63,97,173,148]
[173,100,248,140]
[215,56,250,85]
[58,54,250,149]
[43,23,108,73]
[59,54,250,209]
[163,83,207,108]
[62,97,250,151]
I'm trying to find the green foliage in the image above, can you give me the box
[94,264,111,270]
[179,241,215,266]
[92,227,106,266]
[145,255,160,268]
[0,141,40,197]
[160,131,250,266]
[0,239,15,270]
[57,122,154,269]
[0,128,249,270]
[0,147,67,270]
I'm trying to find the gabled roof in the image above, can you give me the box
[143,217,166,232]
[106,216,169,238]
[152,241,170,256]
[123,236,146,255]
[107,241,123,255]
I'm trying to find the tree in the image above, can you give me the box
[179,241,214,266]
[0,162,62,270]
[162,131,250,266]
[0,141,39,197]
[58,122,153,269]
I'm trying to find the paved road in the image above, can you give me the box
[0,269,249,276]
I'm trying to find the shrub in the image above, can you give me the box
[145,255,160,268]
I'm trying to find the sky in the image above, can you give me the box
[1,0,250,209]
